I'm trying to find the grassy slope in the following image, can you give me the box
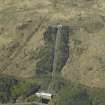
[62,1,105,87]
[0,0,105,88]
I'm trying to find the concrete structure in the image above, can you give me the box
[36,92,53,104]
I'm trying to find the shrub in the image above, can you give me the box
[0,75,18,103]
[50,84,92,105]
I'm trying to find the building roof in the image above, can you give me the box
[36,92,53,100]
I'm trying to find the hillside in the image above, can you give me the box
[0,0,105,87]
[0,0,105,96]
[1,0,105,103]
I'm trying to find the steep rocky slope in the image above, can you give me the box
[0,0,105,89]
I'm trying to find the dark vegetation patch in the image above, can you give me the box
[35,26,70,91]
[11,80,40,102]
[56,26,69,72]
[50,83,91,105]
[50,83,105,105]
[34,26,57,90]
[0,75,18,103]
[35,26,69,77]
[32,25,70,92]
[0,75,39,103]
